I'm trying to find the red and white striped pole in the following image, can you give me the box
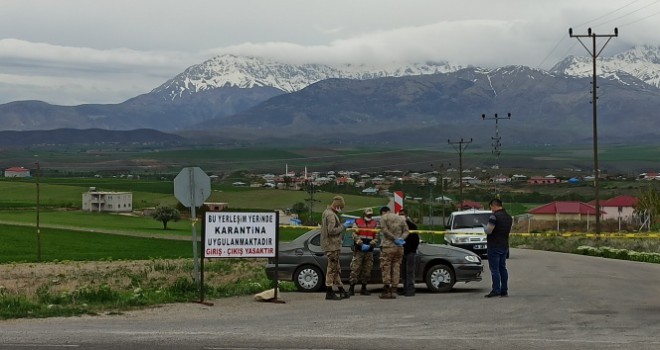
[394,191,404,214]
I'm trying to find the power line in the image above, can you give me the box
[589,0,660,28]
[537,0,657,70]
[573,0,645,28]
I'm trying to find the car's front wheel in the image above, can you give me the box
[425,263,455,293]
[293,265,324,292]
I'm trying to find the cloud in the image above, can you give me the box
[0,39,206,105]
[217,19,566,68]
[2,0,660,106]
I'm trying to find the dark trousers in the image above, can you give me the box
[487,247,509,294]
[401,252,416,295]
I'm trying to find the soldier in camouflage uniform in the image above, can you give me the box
[349,207,379,296]
[321,196,349,300]
[378,206,409,299]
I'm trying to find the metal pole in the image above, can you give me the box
[569,27,618,235]
[428,182,433,228]
[189,168,200,285]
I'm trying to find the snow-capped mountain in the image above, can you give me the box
[551,45,660,88]
[151,54,464,100]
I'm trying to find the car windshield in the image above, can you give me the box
[453,213,491,229]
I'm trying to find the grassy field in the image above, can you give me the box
[0,178,178,209]
[0,224,192,263]
[0,177,387,211]
[0,210,192,236]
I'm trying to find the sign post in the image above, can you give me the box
[174,167,211,285]
[205,211,282,303]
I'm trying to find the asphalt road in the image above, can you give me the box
[2,248,660,350]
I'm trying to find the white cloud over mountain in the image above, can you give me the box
[1,0,659,105]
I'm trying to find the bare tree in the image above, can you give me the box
[634,187,660,231]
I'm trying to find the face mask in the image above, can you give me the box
[335,207,342,213]
[365,215,372,221]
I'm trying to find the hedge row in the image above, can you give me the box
[577,245,660,264]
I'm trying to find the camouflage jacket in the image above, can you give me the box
[320,206,345,252]
[379,212,409,248]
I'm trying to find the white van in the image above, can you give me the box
[444,209,492,256]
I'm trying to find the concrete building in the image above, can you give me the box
[82,188,133,213]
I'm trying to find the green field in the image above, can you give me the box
[0,210,192,236]
[0,224,192,263]
[0,179,177,209]
[0,177,386,211]
[0,223,309,263]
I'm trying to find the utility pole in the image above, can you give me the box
[440,162,450,227]
[569,27,618,235]
[448,138,472,209]
[482,113,511,198]
[35,160,41,262]
[307,180,315,225]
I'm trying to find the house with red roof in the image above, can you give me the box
[528,201,603,221]
[458,200,484,210]
[4,167,30,178]
[590,195,638,222]
[527,175,560,184]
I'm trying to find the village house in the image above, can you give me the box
[592,195,638,222]
[512,174,528,181]
[638,172,659,180]
[458,200,484,210]
[4,166,30,178]
[528,201,602,221]
[490,175,511,183]
[205,202,229,211]
[82,188,132,213]
[527,175,560,184]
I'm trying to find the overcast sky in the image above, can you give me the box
[1,0,659,105]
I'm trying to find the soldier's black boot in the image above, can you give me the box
[338,286,350,299]
[379,285,391,299]
[325,288,341,300]
[348,283,356,296]
[360,283,371,295]
[390,286,398,299]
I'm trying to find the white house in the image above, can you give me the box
[82,188,133,213]
[4,167,30,178]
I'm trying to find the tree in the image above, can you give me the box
[152,206,181,230]
[635,187,660,230]
[291,201,309,223]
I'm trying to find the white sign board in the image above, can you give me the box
[204,212,278,258]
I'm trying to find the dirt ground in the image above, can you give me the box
[0,259,264,298]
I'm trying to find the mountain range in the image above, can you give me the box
[2,46,660,147]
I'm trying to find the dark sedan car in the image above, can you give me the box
[266,229,483,293]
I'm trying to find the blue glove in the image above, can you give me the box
[343,221,353,228]
[361,244,370,252]
[394,238,406,246]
